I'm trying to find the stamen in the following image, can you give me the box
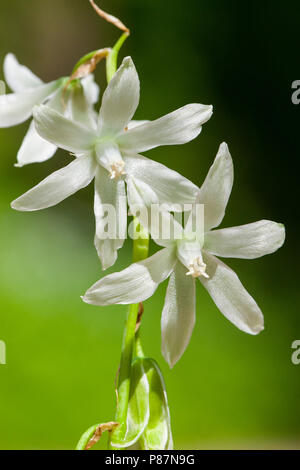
[186,256,209,279]
[109,161,126,179]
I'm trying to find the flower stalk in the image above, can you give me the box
[110,220,149,447]
[104,30,149,447]
[106,32,130,83]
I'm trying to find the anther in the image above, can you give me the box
[186,256,209,279]
[109,161,126,179]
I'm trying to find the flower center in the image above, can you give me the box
[186,256,209,279]
[109,161,126,180]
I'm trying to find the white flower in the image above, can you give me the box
[11,56,213,270]
[82,142,286,368]
[0,53,99,166]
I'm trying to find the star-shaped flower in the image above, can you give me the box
[0,53,99,166]
[83,143,285,367]
[11,56,212,270]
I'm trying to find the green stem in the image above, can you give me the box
[109,219,149,447]
[104,30,148,449]
[106,32,130,83]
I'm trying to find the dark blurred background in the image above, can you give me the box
[0,0,299,449]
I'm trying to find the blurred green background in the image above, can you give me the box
[0,0,299,450]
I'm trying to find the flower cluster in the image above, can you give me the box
[2,51,285,370]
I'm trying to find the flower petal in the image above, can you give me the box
[33,105,97,153]
[95,141,124,173]
[196,142,234,231]
[126,176,158,208]
[15,120,57,167]
[4,53,43,92]
[0,80,61,128]
[204,220,286,259]
[81,74,100,105]
[98,56,140,136]
[94,167,127,270]
[125,154,198,210]
[71,83,97,130]
[117,103,213,154]
[11,154,96,211]
[176,239,202,269]
[15,90,66,167]
[127,120,149,130]
[200,251,264,335]
[161,262,196,368]
[83,247,176,306]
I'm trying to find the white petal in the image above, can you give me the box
[196,142,234,231]
[11,154,96,211]
[15,89,66,167]
[16,120,57,167]
[124,154,198,210]
[204,220,286,259]
[70,84,97,129]
[126,176,159,208]
[200,251,264,335]
[4,53,43,92]
[127,120,149,130]
[94,167,127,270]
[176,239,202,268]
[98,57,140,136]
[0,80,61,128]
[95,141,124,173]
[83,247,176,306]
[161,262,196,368]
[94,238,118,272]
[81,74,100,105]
[117,103,213,154]
[33,105,97,153]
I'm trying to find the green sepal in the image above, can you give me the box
[112,357,173,450]
[111,358,150,448]
[140,359,173,450]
